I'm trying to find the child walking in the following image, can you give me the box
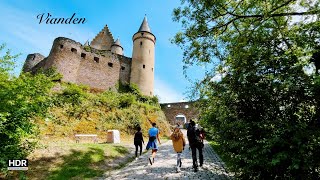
[171,127,186,172]
[134,127,144,160]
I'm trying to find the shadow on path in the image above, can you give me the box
[102,129,234,180]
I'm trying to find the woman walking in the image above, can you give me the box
[171,127,186,172]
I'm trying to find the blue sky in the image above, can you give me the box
[0,0,206,103]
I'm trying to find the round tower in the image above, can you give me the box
[111,39,123,55]
[130,16,156,96]
[22,53,45,72]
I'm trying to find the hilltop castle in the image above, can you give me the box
[22,17,156,96]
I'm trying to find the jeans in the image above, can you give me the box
[177,152,182,167]
[191,145,203,169]
[135,143,142,157]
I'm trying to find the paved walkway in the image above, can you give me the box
[102,130,233,180]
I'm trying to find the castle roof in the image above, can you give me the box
[84,40,90,46]
[91,25,114,50]
[113,38,122,47]
[138,16,151,33]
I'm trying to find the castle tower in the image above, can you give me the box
[22,53,45,72]
[111,39,123,55]
[130,16,156,96]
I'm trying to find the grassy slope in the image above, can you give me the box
[28,85,170,179]
[24,143,131,180]
[5,82,172,179]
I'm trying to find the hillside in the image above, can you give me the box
[37,82,171,140]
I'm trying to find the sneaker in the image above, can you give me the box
[176,167,181,173]
[135,157,138,161]
[194,168,198,172]
[149,157,153,165]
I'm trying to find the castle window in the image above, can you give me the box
[81,53,86,59]
[108,62,113,67]
[94,57,99,63]
[141,32,144,36]
[60,45,63,49]
[152,68,153,72]
[149,49,150,54]
[143,64,145,69]
[150,92,152,95]
[121,66,125,70]
[140,41,143,47]
[71,48,77,53]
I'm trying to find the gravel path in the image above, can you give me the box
[101,130,233,180]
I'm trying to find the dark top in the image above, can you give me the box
[134,131,144,145]
[187,126,202,147]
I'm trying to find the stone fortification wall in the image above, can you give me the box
[26,37,131,91]
[160,102,199,125]
[118,55,132,84]
[22,53,45,72]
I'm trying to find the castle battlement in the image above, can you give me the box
[22,17,155,96]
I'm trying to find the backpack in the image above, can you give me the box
[195,129,203,146]
[187,126,204,147]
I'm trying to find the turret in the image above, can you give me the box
[130,16,156,96]
[22,53,45,72]
[111,38,123,55]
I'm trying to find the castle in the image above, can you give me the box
[22,17,156,96]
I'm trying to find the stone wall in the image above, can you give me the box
[22,53,45,72]
[26,37,132,91]
[118,55,132,84]
[160,102,199,125]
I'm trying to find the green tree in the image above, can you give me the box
[0,44,54,173]
[173,0,320,178]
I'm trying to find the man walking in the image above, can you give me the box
[146,122,161,165]
[187,120,204,172]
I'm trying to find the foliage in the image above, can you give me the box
[0,44,54,173]
[118,82,159,105]
[0,44,170,177]
[0,44,20,75]
[42,81,169,138]
[83,45,91,52]
[173,0,320,179]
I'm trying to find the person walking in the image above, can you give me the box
[146,122,161,165]
[187,120,204,172]
[134,126,144,160]
[171,127,186,172]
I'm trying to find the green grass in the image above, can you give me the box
[48,147,104,180]
[25,143,131,180]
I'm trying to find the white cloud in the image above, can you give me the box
[154,76,185,103]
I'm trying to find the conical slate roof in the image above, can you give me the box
[84,40,90,46]
[138,16,151,33]
[113,38,122,46]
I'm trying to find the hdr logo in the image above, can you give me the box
[7,159,28,170]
